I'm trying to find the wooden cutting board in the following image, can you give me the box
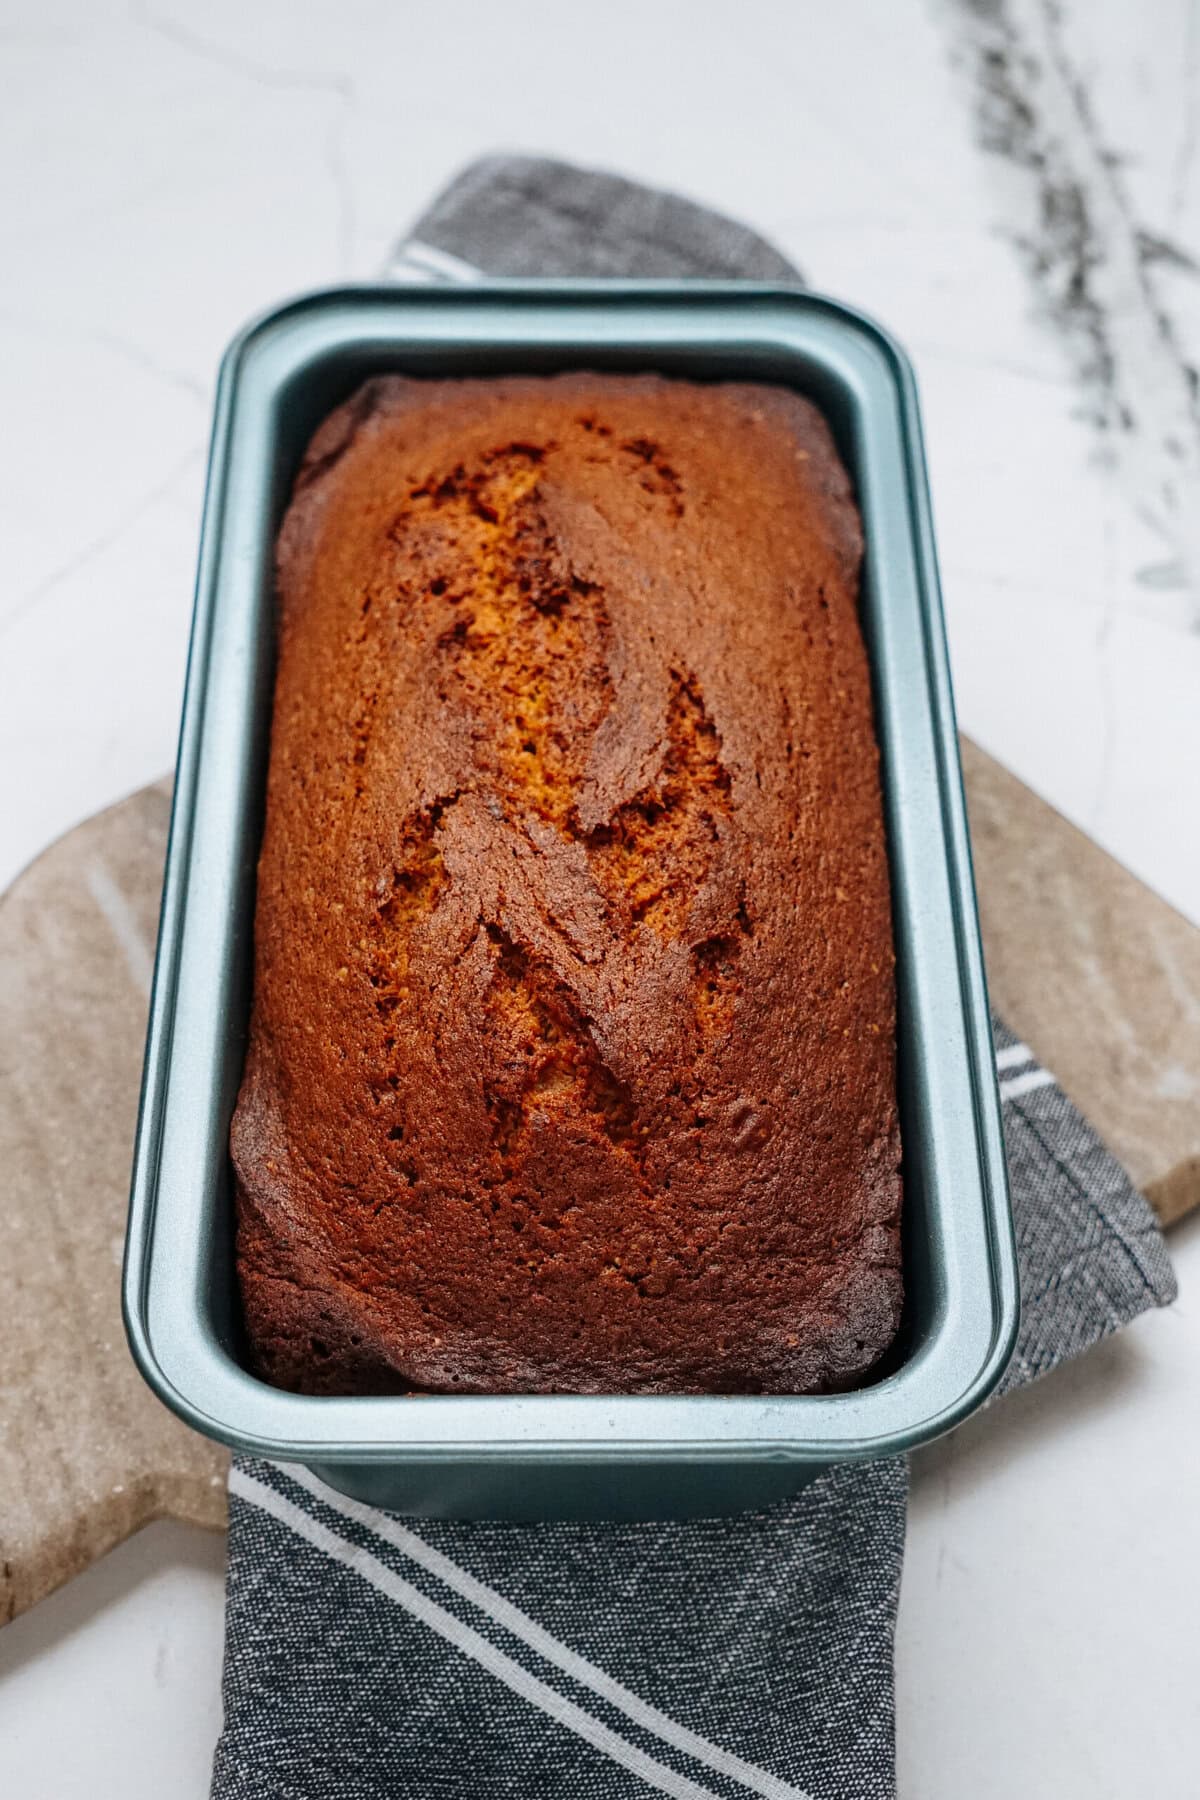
[2,744,1198,1625]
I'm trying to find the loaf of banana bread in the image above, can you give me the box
[232,371,902,1395]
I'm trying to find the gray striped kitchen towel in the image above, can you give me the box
[211,159,1176,1800]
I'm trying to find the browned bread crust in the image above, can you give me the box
[232,372,902,1395]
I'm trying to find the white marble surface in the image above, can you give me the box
[1,1,1197,1795]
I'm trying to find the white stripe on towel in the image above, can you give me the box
[995,1041,1035,1073]
[400,239,485,282]
[999,1067,1056,1102]
[230,1465,726,1800]
[273,1464,813,1800]
[385,253,443,283]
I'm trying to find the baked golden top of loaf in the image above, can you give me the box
[232,372,902,1396]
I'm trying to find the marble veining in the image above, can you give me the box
[946,0,1200,629]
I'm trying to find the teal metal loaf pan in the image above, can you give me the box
[123,284,1018,1519]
